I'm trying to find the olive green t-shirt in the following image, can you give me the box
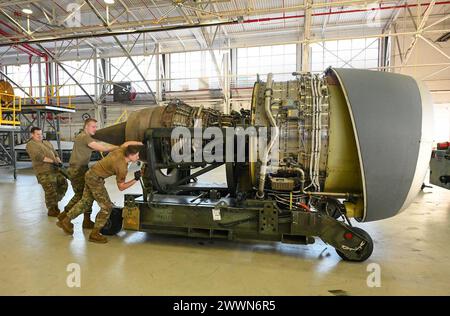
[91,148,128,183]
[69,131,96,167]
[26,139,58,175]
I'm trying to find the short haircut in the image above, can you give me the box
[125,145,142,156]
[30,127,41,134]
[84,118,98,128]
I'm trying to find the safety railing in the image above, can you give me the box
[0,92,22,126]
[114,110,128,124]
[20,84,75,109]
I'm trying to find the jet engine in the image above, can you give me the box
[95,68,433,261]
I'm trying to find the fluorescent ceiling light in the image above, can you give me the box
[22,8,33,15]
[104,0,115,4]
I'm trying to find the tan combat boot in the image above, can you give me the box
[47,207,60,217]
[89,228,108,243]
[82,213,95,229]
[56,216,74,235]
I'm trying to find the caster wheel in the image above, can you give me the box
[100,207,123,236]
[336,227,373,262]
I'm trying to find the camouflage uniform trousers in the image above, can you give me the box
[64,166,93,216]
[66,170,113,229]
[36,170,68,212]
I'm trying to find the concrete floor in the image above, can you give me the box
[0,163,449,296]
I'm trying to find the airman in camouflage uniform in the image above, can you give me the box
[57,144,142,243]
[58,118,121,229]
[26,127,68,217]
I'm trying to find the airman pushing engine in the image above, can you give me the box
[26,126,68,217]
[59,118,128,229]
[57,143,143,243]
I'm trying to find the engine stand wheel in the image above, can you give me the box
[335,227,374,262]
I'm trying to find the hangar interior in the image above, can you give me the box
[0,0,449,295]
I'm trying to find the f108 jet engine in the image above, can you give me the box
[95,68,432,261]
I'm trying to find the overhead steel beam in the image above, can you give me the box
[380,1,406,70]
[0,8,96,104]
[118,0,158,43]
[0,46,13,59]
[423,14,450,30]
[0,0,403,41]
[421,65,450,80]
[0,0,45,7]
[418,0,437,30]
[201,27,225,90]
[176,5,202,48]
[0,0,379,10]
[1,28,448,62]
[321,0,331,38]
[393,24,404,64]
[212,3,229,38]
[2,4,450,47]
[84,0,156,102]
[407,6,419,30]
[417,0,423,27]
[52,2,101,53]
[34,4,52,24]
[190,6,226,94]
[382,0,406,33]
[403,0,436,65]
[418,34,450,60]
[148,0,193,51]
[9,0,450,41]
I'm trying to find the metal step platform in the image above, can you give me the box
[0,125,20,179]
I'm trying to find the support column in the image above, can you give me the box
[48,62,54,104]
[93,48,104,127]
[301,0,312,72]
[94,51,108,128]
[38,58,43,101]
[156,43,162,102]
[296,43,302,72]
[163,53,169,101]
[94,48,99,103]
[223,50,231,114]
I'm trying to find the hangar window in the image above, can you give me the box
[57,59,96,96]
[169,50,224,91]
[110,55,157,93]
[236,44,297,87]
[7,64,34,98]
[6,65,30,91]
[310,38,379,72]
[6,61,47,100]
